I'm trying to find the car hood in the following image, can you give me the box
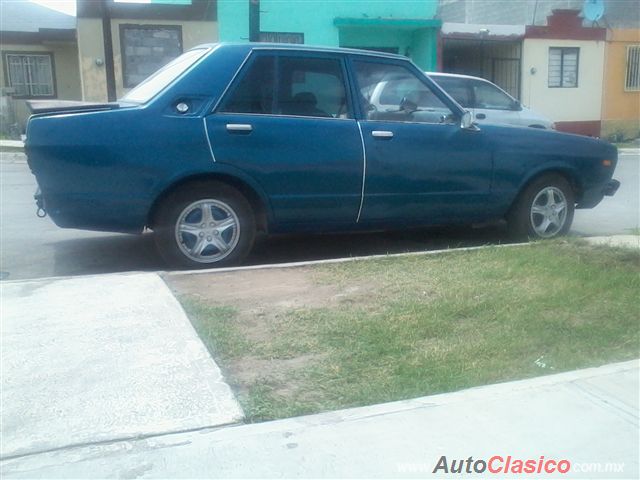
[481,123,617,159]
[520,105,555,128]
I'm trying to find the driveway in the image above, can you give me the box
[0,272,242,460]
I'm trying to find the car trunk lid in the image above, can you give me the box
[26,100,121,116]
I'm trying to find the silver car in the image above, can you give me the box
[428,72,555,130]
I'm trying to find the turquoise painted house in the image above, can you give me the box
[217,0,441,70]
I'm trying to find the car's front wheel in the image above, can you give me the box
[154,182,255,269]
[507,174,575,239]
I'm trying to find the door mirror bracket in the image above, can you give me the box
[460,111,480,131]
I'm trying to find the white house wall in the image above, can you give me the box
[521,38,605,123]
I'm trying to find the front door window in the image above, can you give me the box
[353,61,455,124]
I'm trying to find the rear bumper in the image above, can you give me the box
[577,179,620,209]
[34,191,147,234]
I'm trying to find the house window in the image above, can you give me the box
[4,53,55,98]
[548,47,579,88]
[120,25,182,88]
[259,32,304,44]
[625,45,640,91]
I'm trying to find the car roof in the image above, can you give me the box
[427,71,519,103]
[426,72,488,82]
[197,42,408,60]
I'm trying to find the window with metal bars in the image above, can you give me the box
[259,32,304,44]
[625,45,640,91]
[4,53,55,98]
[548,47,579,88]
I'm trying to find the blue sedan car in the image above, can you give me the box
[26,43,619,268]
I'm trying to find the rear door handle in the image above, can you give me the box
[226,123,253,132]
[371,130,393,139]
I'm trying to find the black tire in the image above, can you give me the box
[153,181,255,269]
[507,173,575,240]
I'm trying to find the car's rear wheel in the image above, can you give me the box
[507,174,575,240]
[154,182,255,268]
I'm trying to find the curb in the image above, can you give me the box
[1,242,529,285]
[0,149,25,156]
[217,359,640,431]
[165,241,530,277]
[618,148,639,154]
[4,235,635,284]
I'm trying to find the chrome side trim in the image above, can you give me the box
[214,111,354,122]
[211,51,253,113]
[356,121,367,223]
[203,117,216,163]
[250,45,404,61]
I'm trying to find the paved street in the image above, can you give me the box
[1,150,638,281]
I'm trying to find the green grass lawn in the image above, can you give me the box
[178,241,640,422]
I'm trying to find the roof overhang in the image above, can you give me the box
[441,22,524,40]
[77,0,216,21]
[334,17,442,30]
[0,28,76,45]
[525,10,606,41]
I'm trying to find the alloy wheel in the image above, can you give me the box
[174,199,240,263]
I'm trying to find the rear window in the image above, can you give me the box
[122,48,210,104]
[379,77,445,109]
[430,76,472,108]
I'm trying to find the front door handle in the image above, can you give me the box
[226,123,253,132]
[371,130,393,139]
[476,113,486,120]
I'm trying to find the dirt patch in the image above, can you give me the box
[166,267,342,310]
[228,353,327,397]
[164,267,362,391]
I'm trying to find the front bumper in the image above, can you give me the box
[577,179,620,209]
[603,179,620,197]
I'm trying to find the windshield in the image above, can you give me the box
[122,48,210,104]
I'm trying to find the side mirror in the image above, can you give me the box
[461,110,473,129]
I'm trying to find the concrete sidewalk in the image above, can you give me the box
[2,360,637,479]
[0,140,24,152]
[0,273,242,460]
[583,235,640,249]
[1,244,638,478]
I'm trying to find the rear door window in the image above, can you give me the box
[471,80,514,110]
[277,56,350,118]
[220,54,350,119]
[220,55,276,114]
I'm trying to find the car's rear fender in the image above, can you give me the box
[147,165,274,233]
